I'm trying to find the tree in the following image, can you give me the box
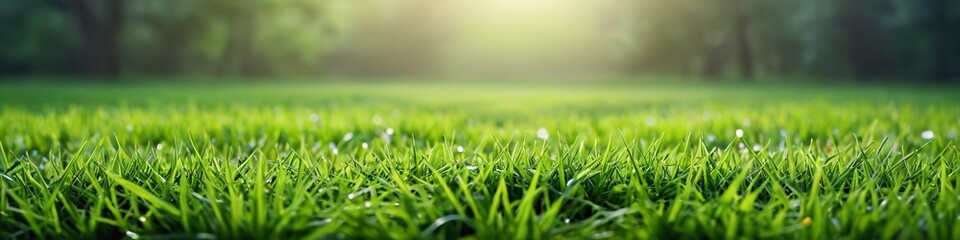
[733,0,754,80]
[49,0,126,78]
[927,0,958,83]
[835,0,896,79]
[128,0,207,75]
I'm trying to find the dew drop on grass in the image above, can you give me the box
[138,216,147,222]
[126,231,140,239]
[310,114,320,123]
[328,142,338,155]
[156,143,164,151]
[537,128,550,140]
[381,133,392,144]
[348,188,371,200]
[921,130,935,140]
[386,128,395,135]
[364,201,372,208]
[307,218,333,227]
[735,129,744,138]
[752,144,762,152]
[706,134,717,143]
[343,132,354,142]
[362,142,369,149]
[457,145,464,153]
[466,165,478,171]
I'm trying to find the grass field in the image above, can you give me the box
[1,82,959,239]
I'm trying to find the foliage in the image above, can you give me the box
[0,0,957,81]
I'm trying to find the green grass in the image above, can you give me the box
[1,82,959,239]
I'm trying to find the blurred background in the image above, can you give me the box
[0,0,957,83]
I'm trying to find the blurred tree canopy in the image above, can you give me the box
[0,0,957,82]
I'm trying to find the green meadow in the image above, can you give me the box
[1,82,959,239]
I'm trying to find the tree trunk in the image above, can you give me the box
[238,14,258,77]
[733,0,754,81]
[63,0,124,80]
[219,2,259,78]
[930,0,953,84]
[158,23,189,75]
[836,0,893,80]
[702,45,724,80]
[102,0,122,78]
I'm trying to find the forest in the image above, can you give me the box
[0,0,957,82]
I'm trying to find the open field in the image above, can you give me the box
[1,82,959,239]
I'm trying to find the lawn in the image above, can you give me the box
[1,82,959,239]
